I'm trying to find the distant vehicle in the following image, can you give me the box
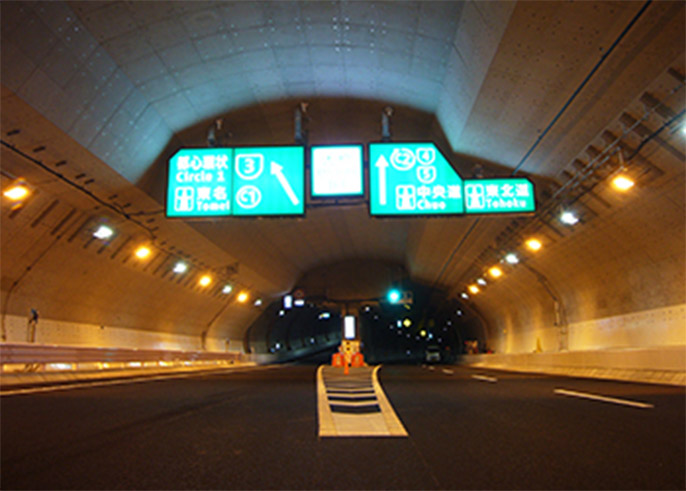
[425,345,441,363]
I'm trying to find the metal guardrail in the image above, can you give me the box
[0,342,244,366]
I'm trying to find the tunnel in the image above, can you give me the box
[1,1,684,490]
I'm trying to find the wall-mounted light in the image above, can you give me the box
[525,238,542,252]
[3,180,30,201]
[93,225,114,240]
[134,245,151,259]
[198,275,212,287]
[611,175,635,192]
[560,211,579,225]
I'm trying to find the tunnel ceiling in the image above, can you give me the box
[1,1,684,341]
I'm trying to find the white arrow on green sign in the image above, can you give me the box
[232,146,305,216]
[369,142,464,216]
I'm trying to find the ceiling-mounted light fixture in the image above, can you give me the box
[611,150,635,192]
[505,253,519,264]
[488,266,503,278]
[468,285,479,295]
[3,180,30,201]
[560,211,579,225]
[93,224,114,240]
[134,245,151,259]
[611,175,635,192]
[173,261,188,274]
[525,238,542,251]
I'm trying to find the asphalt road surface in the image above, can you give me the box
[2,364,684,490]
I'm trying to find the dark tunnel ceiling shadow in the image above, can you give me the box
[295,258,408,302]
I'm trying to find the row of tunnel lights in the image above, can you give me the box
[459,172,638,300]
[3,180,263,307]
[0,144,661,306]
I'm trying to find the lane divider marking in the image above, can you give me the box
[441,368,454,375]
[317,365,407,437]
[471,374,498,383]
[554,388,654,409]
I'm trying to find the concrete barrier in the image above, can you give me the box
[458,346,686,386]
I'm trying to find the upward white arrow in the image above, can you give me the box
[270,161,300,206]
[375,155,390,205]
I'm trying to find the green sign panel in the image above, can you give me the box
[167,146,304,217]
[167,148,233,217]
[369,143,464,215]
[232,146,305,216]
[464,178,535,214]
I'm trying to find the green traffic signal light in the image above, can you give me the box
[387,289,401,304]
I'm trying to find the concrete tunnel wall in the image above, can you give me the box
[0,1,683,380]
[2,139,684,367]
[1,181,259,353]
[466,153,685,378]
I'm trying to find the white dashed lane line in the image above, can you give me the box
[441,368,454,375]
[471,374,498,383]
[554,388,654,409]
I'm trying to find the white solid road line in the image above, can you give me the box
[471,374,498,383]
[554,388,654,409]
[441,368,454,375]
[0,365,275,397]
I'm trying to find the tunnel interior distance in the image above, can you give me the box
[244,274,486,365]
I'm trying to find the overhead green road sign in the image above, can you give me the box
[167,148,233,217]
[464,178,535,214]
[369,142,464,216]
[232,146,305,216]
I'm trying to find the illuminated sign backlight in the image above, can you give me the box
[463,178,535,214]
[167,148,233,217]
[167,147,304,217]
[369,142,464,216]
[344,315,356,340]
[232,146,305,216]
[311,145,364,197]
